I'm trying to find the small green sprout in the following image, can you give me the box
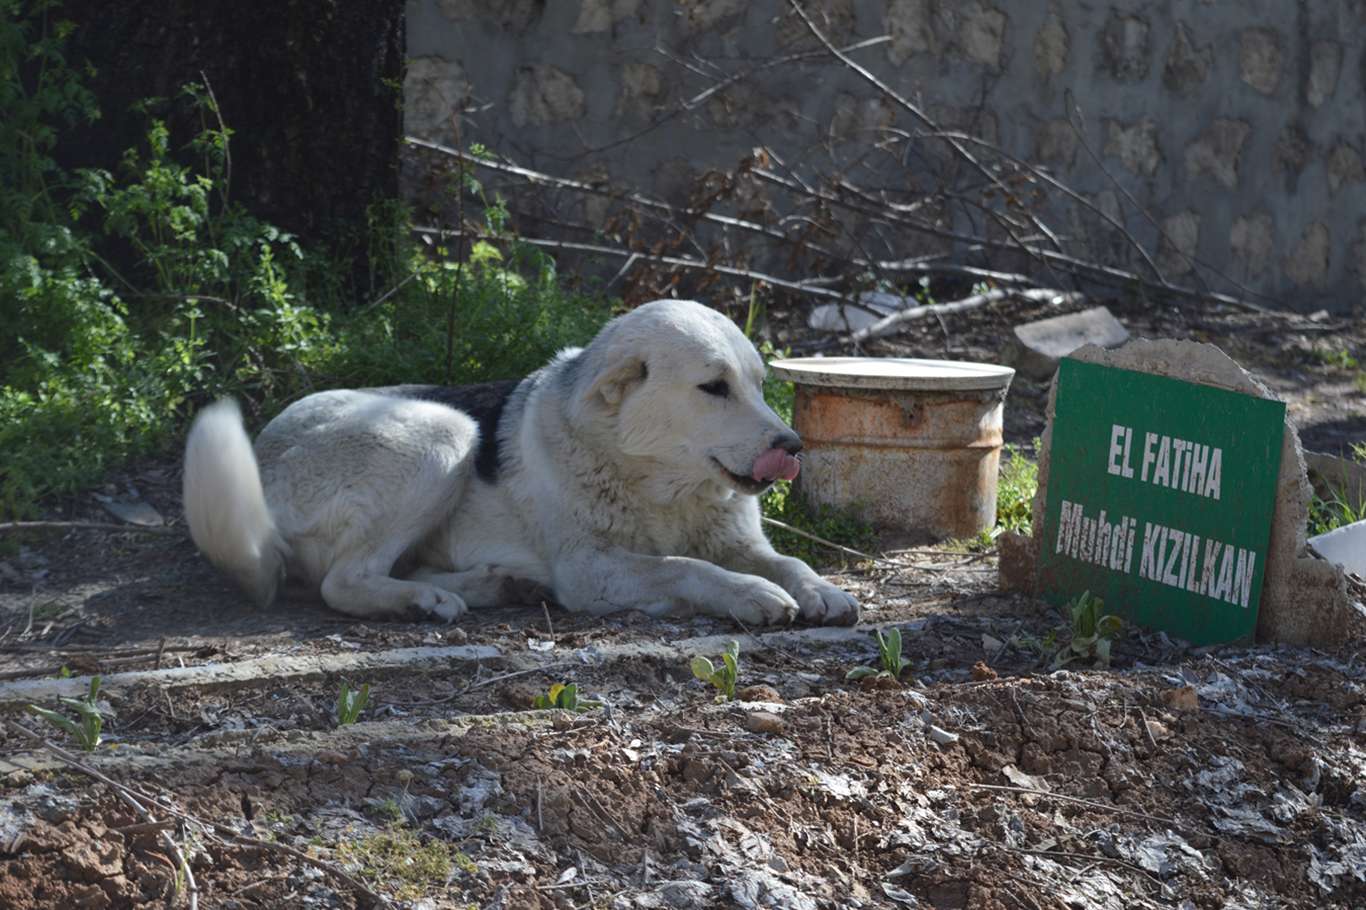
[530,682,600,712]
[1053,591,1124,669]
[27,676,108,752]
[691,640,740,702]
[846,627,913,681]
[336,681,371,726]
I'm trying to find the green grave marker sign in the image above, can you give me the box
[1037,358,1286,646]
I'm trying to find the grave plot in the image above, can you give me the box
[3,544,1366,909]
[2,296,1365,909]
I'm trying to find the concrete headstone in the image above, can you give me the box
[999,338,1362,647]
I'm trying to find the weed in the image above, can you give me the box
[691,640,740,702]
[0,8,615,516]
[369,797,403,825]
[761,483,878,566]
[846,628,913,681]
[1308,444,1366,536]
[996,441,1039,534]
[1314,347,1359,371]
[336,828,472,900]
[1309,485,1366,536]
[335,681,370,726]
[530,682,600,713]
[1052,591,1123,669]
[26,676,108,751]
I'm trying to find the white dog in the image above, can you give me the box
[182,300,859,626]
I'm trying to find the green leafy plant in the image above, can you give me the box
[691,640,740,702]
[26,676,108,751]
[1314,346,1359,370]
[996,441,1039,534]
[0,9,616,518]
[1308,444,1366,537]
[1310,486,1366,537]
[335,681,370,726]
[529,682,600,713]
[1052,591,1123,669]
[846,627,913,681]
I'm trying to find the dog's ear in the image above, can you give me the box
[583,355,648,412]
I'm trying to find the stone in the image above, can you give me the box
[572,0,639,34]
[1284,222,1331,289]
[1033,12,1068,80]
[1002,306,1129,381]
[1184,119,1249,189]
[1162,22,1212,94]
[1273,124,1311,178]
[617,62,662,118]
[1034,119,1077,168]
[1239,27,1282,95]
[736,684,783,702]
[970,660,998,681]
[886,0,938,65]
[1327,144,1365,193]
[1161,686,1200,713]
[509,65,585,127]
[1104,118,1161,177]
[678,0,746,36]
[1229,212,1275,278]
[958,3,1007,69]
[404,57,469,144]
[1156,210,1200,277]
[1100,12,1150,82]
[1307,40,1342,108]
[745,711,785,734]
[1006,337,1358,646]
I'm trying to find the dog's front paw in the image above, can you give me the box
[791,579,860,626]
[726,576,799,626]
[415,587,468,623]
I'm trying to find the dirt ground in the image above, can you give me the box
[2,294,1365,910]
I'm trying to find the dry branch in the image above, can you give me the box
[0,521,180,536]
[848,288,1083,345]
[411,225,854,303]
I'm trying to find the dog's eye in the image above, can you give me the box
[698,379,729,398]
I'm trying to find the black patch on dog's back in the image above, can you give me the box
[373,380,522,483]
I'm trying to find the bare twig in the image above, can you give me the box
[963,782,1189,832]
[412,226,853,303]
[7,721,199,910]
[0,521,179,536]
[787,0,1068,283]
[760,515,891,566]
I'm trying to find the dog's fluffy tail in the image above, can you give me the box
[183,399,287,606]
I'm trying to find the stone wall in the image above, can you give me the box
[404,0,1366,312]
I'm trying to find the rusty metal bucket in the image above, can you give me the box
[770,357,1015,541]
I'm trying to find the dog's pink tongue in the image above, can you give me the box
[752,448,801,482]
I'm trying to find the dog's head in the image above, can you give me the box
[568,300,802,499]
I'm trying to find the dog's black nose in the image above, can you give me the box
[772,430,803,455]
